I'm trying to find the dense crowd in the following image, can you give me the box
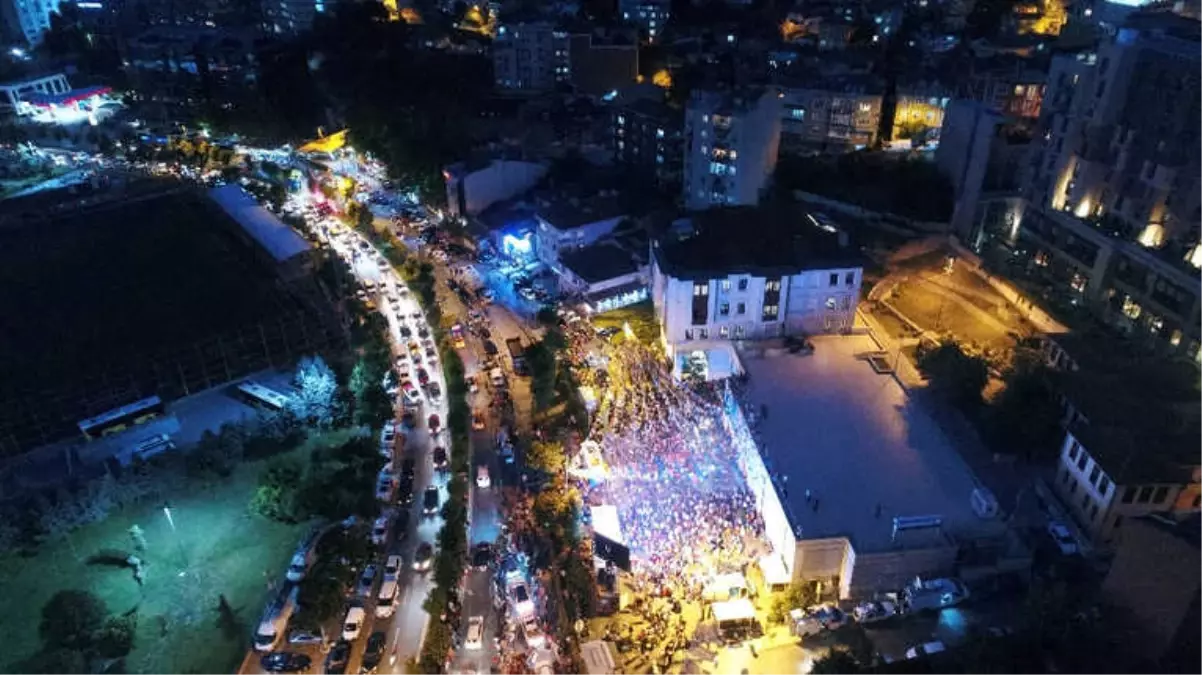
[583,342,767,581]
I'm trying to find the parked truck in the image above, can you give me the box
[506,337,527,375]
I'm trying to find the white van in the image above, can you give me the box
[375,580,399,618]
[253,587,298,652]
[342,606,366,641]
[489,367,506,388]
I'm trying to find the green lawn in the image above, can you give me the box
[0,430,354,674]
[591,301,660,346]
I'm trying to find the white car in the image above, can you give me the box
[370,514,390,546]
[476,465,490,489]
[384,554,403,581]
[1046,521,1079,555]
[342,607,366,642]
[904,641,946,660]
[465,616,484,650]
[522,618,544,648]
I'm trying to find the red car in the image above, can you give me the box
[428,414,441,434]
[417,367,430,385]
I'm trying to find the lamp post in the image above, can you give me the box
[163,503,189,575]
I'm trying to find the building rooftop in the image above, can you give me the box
[561,243,640,283]
[739,335,991,553]
[1052,327,1201,483]
[536,192,627,230]
[208,185,311,263]
[619,98,681,125]
[653,206,864,280]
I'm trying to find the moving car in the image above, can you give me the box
[417,367,430,385]
[375,476,395,503]
[476,465,490,489]
[361,632,387,673]
[260,652,312,673]
[472,413,485,430]
[422,486,440,515]
[428,414,441,435]
[508,579,534,619]
[471,543,491,571]
[1046,520,1079,555]
[432,446,448,470]
[342,607,366,641]
[286,547,314,583]
[465,616,484,650]
[396,476,414,506]
[414,541,434,571]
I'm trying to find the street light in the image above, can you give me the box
[163,503,189,576]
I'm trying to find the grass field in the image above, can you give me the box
[591,301,660,346]
[0,430,354,674]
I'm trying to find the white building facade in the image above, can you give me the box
[682,88,782,210]
[650,252,861,348]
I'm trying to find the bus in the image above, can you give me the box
[78,396,165,440]
[235,381,292,411]
[130,434,175,463]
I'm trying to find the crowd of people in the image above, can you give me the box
[583,341,767,583]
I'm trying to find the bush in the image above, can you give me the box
[39,590,108,651]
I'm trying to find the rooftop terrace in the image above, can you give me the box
[739,335,989,553]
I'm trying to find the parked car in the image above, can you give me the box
[414,541,434,571]
[287,629,324,646]
[523,618,545,648]
[428,414,441,434]
[853,598,899,624]
[1046,521,1079,555]
[370,515,390,546]
[427,381,442,401]
[357,565,378,597]
[904,641,946,660]
[476,465,491,489]
[384,554,403,581]
[472,413,486,430]
[417,367,430,385]
[342,606,366,642]
[326,641,351,674]
[260,652,312,673]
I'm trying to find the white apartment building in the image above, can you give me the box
[4,0,63,45]
[650,207,861,355]
[682,88,781,211]
[492,21,570,92]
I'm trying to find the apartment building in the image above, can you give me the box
[1002,11,1202,361]
[492,21,570,92]
[611,98,682,191]
[534,191,627,272]
[619,0,669,43]
[777,77,882,154]
[1045,331,1200,550]
[937,99,1032,244]
[650,206,862,354]
[682,88,781,210]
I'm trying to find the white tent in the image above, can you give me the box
[581,640,618,675]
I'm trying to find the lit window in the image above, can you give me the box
[720,325,729,338]
[656,128,664,138]
[721,280,731,291]
[1121,295,1141,320]
[734,325,746,338]
[825,297,836,309]
[709,162,729,176]
[1170,329,1183,347]
[617,115,625,125]
[649,28,655,36]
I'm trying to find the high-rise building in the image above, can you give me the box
[262,0,332,35]
[611,98,682,192]
[682,88,781,211]
[1004,11,1201,360]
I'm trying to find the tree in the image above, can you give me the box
[526,441,566,475]
[297,567,348,623]
[290,355,340,428]
[94,615,135,659]
[21,648,87,674]
[39,590,108,651]
[916,340,989,407]
[768,580,820,624]
[987,356,1062,461]
[810,646,864,674]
